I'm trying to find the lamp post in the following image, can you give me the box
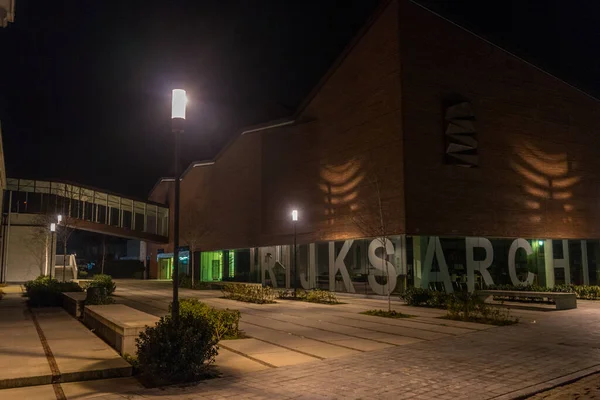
[171,89,187,320]
[49,223,56,278]
[291,209,298,296]
[57,214,68,282]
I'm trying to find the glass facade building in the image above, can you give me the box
[158,236,600,294]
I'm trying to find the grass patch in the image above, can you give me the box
[361,309,415,318]
[439,315,518,326]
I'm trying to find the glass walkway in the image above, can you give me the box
[5,178,169,242]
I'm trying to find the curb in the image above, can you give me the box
[492,364,600,400]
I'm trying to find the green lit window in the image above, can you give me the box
[229,250,235,277]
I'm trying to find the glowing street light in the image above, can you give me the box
[57,215,62,224]
[171,89,187,119]
[171,89,187,321]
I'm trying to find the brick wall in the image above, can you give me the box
[147,0,404,262]
[258,0,404,246]
[400,0,600,239]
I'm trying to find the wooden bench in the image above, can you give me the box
[477,290,577,310]
[62,292,87,318]
[84,304,159,355]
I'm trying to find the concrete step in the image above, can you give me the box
[0,295,131,390]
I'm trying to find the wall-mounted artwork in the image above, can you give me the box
[444,101,478,167]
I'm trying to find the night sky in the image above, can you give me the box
[0,1,599,199]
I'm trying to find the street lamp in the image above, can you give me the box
[49,223,56,278]
[291,209,298,296]
[171,88,187,320]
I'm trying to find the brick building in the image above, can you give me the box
[147,0,600,295]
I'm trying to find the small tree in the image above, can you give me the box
[28,184,83,281]
[180,204,212,288]
[351,154,397,312]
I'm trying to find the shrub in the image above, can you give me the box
[173,298,241,340]
[446,291,517,326]
[361,309,414,318]
[88,274,116,295]
[305,289,339,304]
[122,353,140,374]
[400,287,449,308]
[78,270,88,278]
[24,276,83,307]
[86,286,114,305]
[277,289,340,304]
[222,284,276,304]
[136,314,218,385]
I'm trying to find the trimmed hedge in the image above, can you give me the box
[222,284,276,304]
[278,289,340,304]
[24,276,83,307]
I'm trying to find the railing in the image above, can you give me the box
[54,254,78,281]
[6,178,169,238]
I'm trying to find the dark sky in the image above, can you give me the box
[0,1,599,199]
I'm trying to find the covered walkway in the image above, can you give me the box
[5,178,169,243]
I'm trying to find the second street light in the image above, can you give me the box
[292,209,298,296]
[171,89,187,320]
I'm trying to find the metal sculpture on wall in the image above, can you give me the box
[444,101,478,167]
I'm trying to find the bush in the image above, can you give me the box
[136,314,218,385]
[361,309,414,318]
[24,276,83,307]
[446,291,518,326]
[222,284,275,304]
[172,298,241,340]
[88,274,116,295]
[86,286,114,305]
[400,287,449,308]
[178,273,193,288]
[78,270,88,278]
[277,289,340,304]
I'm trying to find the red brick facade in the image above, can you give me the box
[147,0,600,277]
[399,0,600,239]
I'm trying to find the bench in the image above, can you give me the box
[477,290,577,310]
[62,292,87,318]
[84,304,159,355]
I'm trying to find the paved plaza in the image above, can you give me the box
[2,280,600,399]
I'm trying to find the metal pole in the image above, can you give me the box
[3,191,13,282]
[50,232,55,279]
[293,222,297,296]
[172,122,182,320]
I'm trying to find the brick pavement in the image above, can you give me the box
[528,373,600,399]
[84,282,600,400]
